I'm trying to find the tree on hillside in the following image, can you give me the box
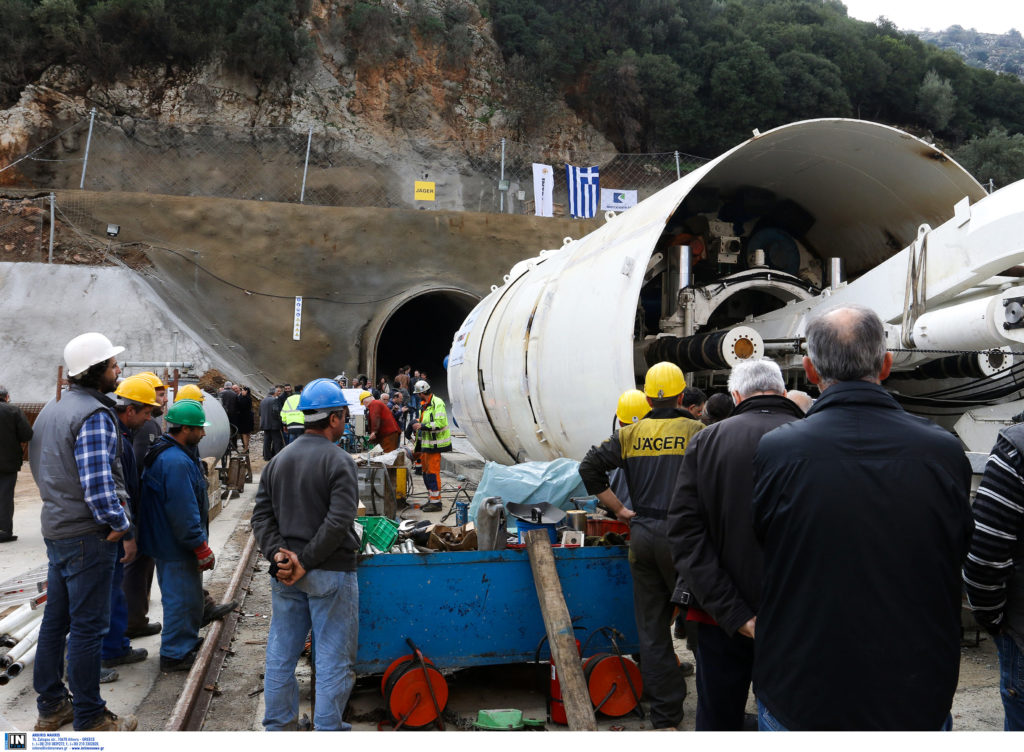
[917,69,956,132]
[954,128,1024,188]
[774,51,852,120]
[706,39,784,145]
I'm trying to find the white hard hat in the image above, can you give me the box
[413,380,430,394]
[64,332,125,377]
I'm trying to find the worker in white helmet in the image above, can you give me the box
[410,380,451,512]
[28,333,138,731]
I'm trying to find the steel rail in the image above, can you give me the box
[165,531,258,731]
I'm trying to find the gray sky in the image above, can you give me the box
[841,0,1024,34]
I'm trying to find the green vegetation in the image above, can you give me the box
[3,0,1024,185]
[490,0,1024,157]
[0,0,314,103]
[954,128,1024,188]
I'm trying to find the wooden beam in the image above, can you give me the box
[525,529,597,731]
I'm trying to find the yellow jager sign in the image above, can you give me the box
[415,181,436,201]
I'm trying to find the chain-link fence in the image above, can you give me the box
[0,192,152,268]
[1,111,709,215]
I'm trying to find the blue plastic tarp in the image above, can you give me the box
[469,458,597,524]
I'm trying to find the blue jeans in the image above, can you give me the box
[264,569,358,731]
[101,543,130,660]
[154,558,203,660]
[996,632,1024,731]
[34,534,118,729]
[757,699,953,731]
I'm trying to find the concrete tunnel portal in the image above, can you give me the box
[372,288,479,401]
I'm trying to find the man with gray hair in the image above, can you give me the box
[667,358,802,730]
[751,305,973,730]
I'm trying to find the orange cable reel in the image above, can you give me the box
[582,652,643,717]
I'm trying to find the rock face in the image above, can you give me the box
[0,0,614,211]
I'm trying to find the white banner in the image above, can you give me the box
[293,296,303,341]
[533,163,554,217]
[600,188,638,211]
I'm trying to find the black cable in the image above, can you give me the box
[144,243,418,304]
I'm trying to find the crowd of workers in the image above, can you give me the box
[5,304,1023,732]
[2,334,451,732]
[579,304,1023,731]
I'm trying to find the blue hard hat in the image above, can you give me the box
[297,378,348,412]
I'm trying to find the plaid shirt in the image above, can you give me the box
[74,411,129,532]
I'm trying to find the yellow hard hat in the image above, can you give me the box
[135,371,166,389]
[644,361,686,399]
[359,390,373,403]
[174,384,206,403]
[616,389,651,425]
[115,375,161,407]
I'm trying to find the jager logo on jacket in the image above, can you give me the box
[619,414,699,459]
[579,407,703,520]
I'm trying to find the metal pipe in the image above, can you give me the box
[0,604,34,636]
[5,613,43,646]
[499,138,507,213]
[48,192,55,264]
[0,671,8,686]
[300,126,313,203]
[165,532,257,731]
[674,151,681,180]
[1,623,40,668]
[6,643,36,677]
[645,326,765,372]
[830,257,843,290]
[79,108,96,189]
[121,361,193,369]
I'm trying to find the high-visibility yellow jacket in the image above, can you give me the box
[280,394,304,426]
[418,394,451,452]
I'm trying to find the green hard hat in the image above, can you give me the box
[165,398,210,427]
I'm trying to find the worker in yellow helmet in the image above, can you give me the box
[124,371,169,641]
[602,389,652,515]
[174,385,206,403]
[578,362,704,729]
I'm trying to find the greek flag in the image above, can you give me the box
[565,164,600,218]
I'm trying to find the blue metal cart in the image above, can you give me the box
[355,546,639,674]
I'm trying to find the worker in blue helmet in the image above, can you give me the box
[251,377,361,730]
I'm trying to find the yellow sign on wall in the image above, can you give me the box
[414,181,436,201]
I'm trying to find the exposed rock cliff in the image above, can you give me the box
[0,0,613,209]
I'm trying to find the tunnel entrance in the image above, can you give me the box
[372,289,479,402]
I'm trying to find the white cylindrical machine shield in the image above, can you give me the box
[448,120,985,464]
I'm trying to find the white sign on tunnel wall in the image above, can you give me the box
[293,296,303,341]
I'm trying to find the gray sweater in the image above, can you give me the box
[251,432,360,572]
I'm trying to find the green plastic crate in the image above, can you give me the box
[357,516,399,553]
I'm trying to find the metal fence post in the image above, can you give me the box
[79,108,96,190]
[300,126,313,203]
[499,138,507,213]
[48,192,55,263]
[675,151,681,180]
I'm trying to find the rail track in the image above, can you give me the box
[164,532,259,731]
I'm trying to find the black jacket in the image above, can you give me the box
[259,394,283,431]
[751,381,973,731]
[0,401,33,474]
[667,394,803,634]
